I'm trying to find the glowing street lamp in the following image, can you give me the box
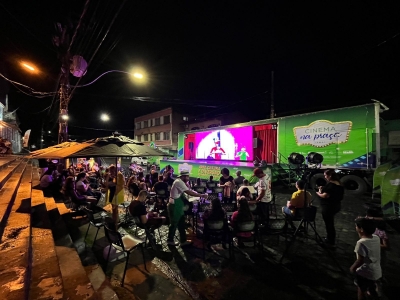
[100,113,110,122]
[133,73,143,79]
[20,61,38,73]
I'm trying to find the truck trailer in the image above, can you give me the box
[160,102,389,196]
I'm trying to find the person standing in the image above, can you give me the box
[350,217,381,299]
[167,171,208,246]
[316,169,344,246]
[105,165,125,229]
[219,168,235,203]
[253,168,271,224]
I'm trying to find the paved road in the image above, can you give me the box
[82,183,400,299]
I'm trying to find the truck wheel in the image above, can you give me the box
[310,173,327,189]
[341,175,367,196]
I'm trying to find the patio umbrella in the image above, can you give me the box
[30,141,80,158]
[33,134,171,159]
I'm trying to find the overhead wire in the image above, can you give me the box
[67,0,91,53]
[69,0,128,100]
[0,2,56,53]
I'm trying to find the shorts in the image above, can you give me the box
[354,275,377,294]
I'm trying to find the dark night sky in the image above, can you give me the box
[1,1,400,146]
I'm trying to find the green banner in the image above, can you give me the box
[373,162,393,192]
[160,160,269,184]
[381,165,400,216]
[278,104,377,168]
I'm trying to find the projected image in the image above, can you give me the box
[195,126,253,161]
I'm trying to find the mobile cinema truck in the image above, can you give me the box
[160,102,396,205]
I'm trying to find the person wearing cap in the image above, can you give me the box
[253,168,271,224]
[167,171,208,246]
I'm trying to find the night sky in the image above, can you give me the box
[1,1,400,146]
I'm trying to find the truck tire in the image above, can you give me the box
[309,173,327,190]
[340,175,367,196]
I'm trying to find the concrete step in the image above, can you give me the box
[29,189,64,300]
[0,163,32,300]
[0,159,28,242]
[0,158,22,189]
[45,195,99,299]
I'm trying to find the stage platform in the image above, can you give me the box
[160,159,270,182]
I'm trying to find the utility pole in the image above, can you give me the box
[270,71,275,118]
[57,25,71,143]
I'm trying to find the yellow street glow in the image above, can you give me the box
[21,62,36,71]
[133,73,143,79]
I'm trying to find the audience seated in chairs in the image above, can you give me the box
[230,199,254,247]
[144,174,152,190]
[151,172,159,188]
[234,170,245,186]
[236,179,256,199]
[164,171,175,187]
[76,172,101,201]
[237,188,257,212]
[39,168,55,190]
[202,198,228,250]
[62,176,97,210]
[129,190,164,233]
[127,176,140,199]
[153,175,169,195]
[282,180,312,230]
[206,175,217,190]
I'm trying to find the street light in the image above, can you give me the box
[20,61,38,73]
[100,113,110,122]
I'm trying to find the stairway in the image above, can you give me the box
[270,163,299,187]
[0,156,118,300]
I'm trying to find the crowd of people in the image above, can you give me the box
[38,158,388,299]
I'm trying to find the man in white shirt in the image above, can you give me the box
[254,168,271,224]
[167,171,208,246]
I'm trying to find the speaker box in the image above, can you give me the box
[253,138,258,148]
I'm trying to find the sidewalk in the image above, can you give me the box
[77,187,400,300]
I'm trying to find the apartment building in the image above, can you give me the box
[134,107,188,153]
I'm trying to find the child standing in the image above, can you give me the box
[350,217,382,299]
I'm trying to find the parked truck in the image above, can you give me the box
[161,102,393,196]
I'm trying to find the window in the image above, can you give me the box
[164,131,170,140]
[135,135,139,141]
[144,134,148,141]
[164,115,170,124]
[148,120,152,127]
[155,117,160,126]
[136,122,141,130]
[155,132,160,140]
[183,116,188,121]
[143,120,148,128]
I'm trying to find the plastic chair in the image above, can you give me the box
[84,208,105,248]
[193,186,206,194]
[103,224,147,286]
[234,220,261,251]
[203,219,232,260]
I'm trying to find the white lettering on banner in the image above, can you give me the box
[293,120,352,147]
[390,179,400,186]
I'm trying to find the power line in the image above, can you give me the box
[69,0,128,100]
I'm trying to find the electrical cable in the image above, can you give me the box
[69,0,128,100]
[69,125,134,131]
[67,0,91,53]
[70,70,129,87]
[0,72,57,96]
[191,91,268,119]
[0,2,56,53]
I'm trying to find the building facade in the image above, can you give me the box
[134,107,189,154]
[0,96,22,153]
